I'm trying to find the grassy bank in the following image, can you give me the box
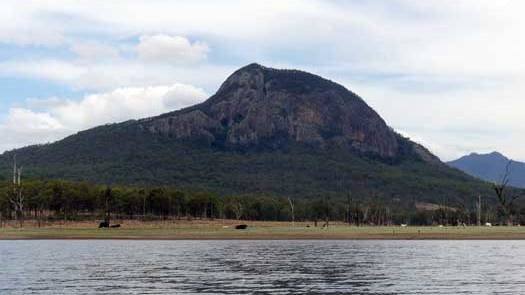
[1,220,525,240]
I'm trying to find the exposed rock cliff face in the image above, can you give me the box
[141,63,403,158]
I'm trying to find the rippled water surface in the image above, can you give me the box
[2,240,525,294]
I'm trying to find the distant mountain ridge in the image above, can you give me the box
[447,152,525,188]
[0,63,494,205]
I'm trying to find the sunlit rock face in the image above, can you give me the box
[141,63,408,159]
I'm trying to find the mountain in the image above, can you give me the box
[448,152,525,188]
[0,63,493,205]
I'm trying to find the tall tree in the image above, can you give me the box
[494,161,520,225]
[102,187,113,225]
[288,197,295,227]
[8,156,24,227]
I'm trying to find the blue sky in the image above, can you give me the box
[0,0,524,161]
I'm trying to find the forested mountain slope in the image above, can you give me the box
[0,63,495,207]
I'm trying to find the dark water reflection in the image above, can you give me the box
[1,240,525,294]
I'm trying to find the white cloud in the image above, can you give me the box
[26,97,68,109]
[0,4,65,46]
[137,35,208,64]
[0,59,234,92]
[348,78,525,162]
[0,83,208,152]
[70,42,120,62]
[49,83,207,128]
[0,33,223,92]
[162,84,208,109]
[0,108,70,152]
[6,108,63,131]
[0,60,85,86]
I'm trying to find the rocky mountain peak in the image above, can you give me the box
[488,151,507,160]
[139,63,436,160]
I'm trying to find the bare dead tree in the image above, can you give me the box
[323,196,330,228]
[36,193,47,228]
[8,156,24,227]
[103,187,113,225]
[345,192,352,225]
[287,197,295,227]
[494,160,520,225]
[362,204,370,225]
[476,194,481,226]
[354,198,361,226]
[142,191,146,221]
[233,201,243,220]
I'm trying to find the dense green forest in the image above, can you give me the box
[1,179,523,227]
[0,131,498,206]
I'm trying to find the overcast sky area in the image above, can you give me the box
[0,0,524,161]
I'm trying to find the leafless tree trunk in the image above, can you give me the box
[288,197,295,227]
[494,161,520,225]
[345,193,352,225]
[233,202,243,220]
[8,156,24,227]
[103,187,112,225]
[323,196,330,228]
[362,205,370,225]
[143,193,146,221]
[477,194,481,226]
[354,200,361,226]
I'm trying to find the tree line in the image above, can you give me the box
[1,178,524,227]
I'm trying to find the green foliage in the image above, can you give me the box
[0,129,500,210]
[0,178,520,225]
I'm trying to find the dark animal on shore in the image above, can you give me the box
[110,224,121,228]
[235,224,248,229]
[98,221,110,228]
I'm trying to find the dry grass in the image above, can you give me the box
[2,219,525,240]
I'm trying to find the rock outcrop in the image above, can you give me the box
[140,63,406,159]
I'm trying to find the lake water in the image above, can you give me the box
[1,240,525,294]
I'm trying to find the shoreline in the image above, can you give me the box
[4,236,525,241]
[2,220,525,240]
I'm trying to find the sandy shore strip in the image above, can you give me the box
[1,220,525,240]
